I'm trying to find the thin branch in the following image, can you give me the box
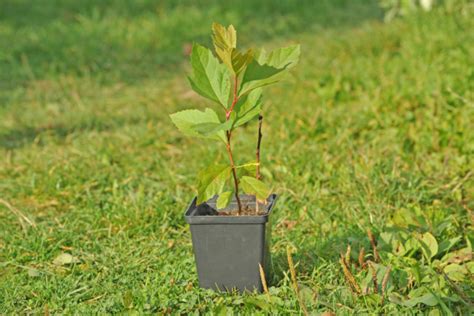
[256,115,263,180]
[226,131,243,214]
[255,115,263,214]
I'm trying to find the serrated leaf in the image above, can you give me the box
[197,164,231,204]
[212,23,236,72]
[231,48,253,75]
[188,44,231,107]
[212,23,253,75]
[239,61,285,96]
[260,44,300,69]
[239,44,300,96]
[233,88,262,128]
[240,176,271,201]
[192,118,234,136]
[216,191,233,209]
[169,108,226,142]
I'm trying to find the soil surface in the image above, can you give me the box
[217,205,267,216]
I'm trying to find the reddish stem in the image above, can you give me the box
[225,76,242,213]
[225,131,242,214]
[226,76,239,120]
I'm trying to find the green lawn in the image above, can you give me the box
[1,0,473,314]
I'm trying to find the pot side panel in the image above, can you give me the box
[189,223,267,292]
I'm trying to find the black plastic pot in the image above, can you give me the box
[184,194,277,293]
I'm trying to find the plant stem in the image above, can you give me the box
[255,115,263,214]
[226,131,243,214]
[225,76,242,214]
[256,115,263,180]
[226,76,239,120]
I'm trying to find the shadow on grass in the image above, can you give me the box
[1,0,382,30]
[0,0,383,90]
[0,116,145,150]
[0,0,383,149]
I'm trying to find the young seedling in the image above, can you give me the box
[170,23,299,215]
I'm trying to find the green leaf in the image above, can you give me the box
[444,264,467,282]
[192,118,234,136]
[216,191,233,209]
[467,261,474,273]
[299,285,315,306]
[401,293,439,307]
[238,61,285,96]
[238,44,300,96]
[236,161,258,178]
[233,88,262,128]
[428,308,442,316]
[440,246,471,264]
[188,44,231,107]
[212,23,253,75]
[231,48,253,75]
[257,44,300,69]
[244,297,273,310]
[212,23,236,72]
[236,161,259,171]
[169,108,226,142]
[197,164,231,204]
[425,288,452,316]
[420,232,438,260]
[240,176,271,201]
[437,236,461,255]
[260,167,273,180]
[53,253,80,266]
[27,267,40,277]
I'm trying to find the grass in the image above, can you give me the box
[1,0,473,314]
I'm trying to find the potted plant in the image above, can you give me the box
[170,23,299,292]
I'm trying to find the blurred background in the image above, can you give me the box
[0,0,383,91]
